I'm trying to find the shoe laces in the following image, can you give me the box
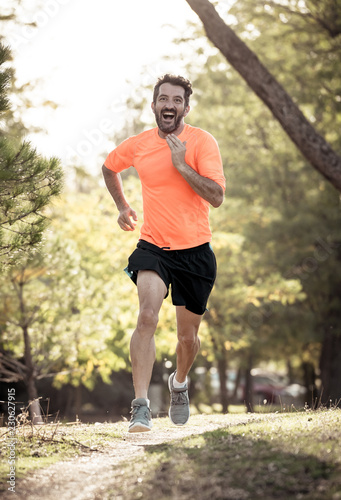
[131,404,150,418]
[171,390,188,406]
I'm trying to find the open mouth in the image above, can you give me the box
[162,111,176,121]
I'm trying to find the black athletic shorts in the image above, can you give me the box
[125,239,217,315]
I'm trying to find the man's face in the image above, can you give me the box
[152,83,190,135]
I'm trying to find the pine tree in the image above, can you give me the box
[0,43,63,270]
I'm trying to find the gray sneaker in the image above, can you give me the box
[168,371,190,426]
[128,398,152,433]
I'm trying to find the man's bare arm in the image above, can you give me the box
[102,165,137,231]
[165,134,224,208]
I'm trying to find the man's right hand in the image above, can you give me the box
[117,207,138,231]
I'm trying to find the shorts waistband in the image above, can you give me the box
[137,240,210,255]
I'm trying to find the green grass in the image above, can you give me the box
[1,409,341,499]
[106,409,341,500]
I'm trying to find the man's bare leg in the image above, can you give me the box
[130,270,167,399]
[175,306,202,383]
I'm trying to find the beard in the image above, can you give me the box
[155,107,186,134]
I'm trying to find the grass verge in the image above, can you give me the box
[106,409,341,500]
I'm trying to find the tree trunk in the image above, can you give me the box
[232,366,242,403]
[185,0,341,191]
[301,360,318,408]
[64,385,74,418]
[217,354,229,413]
[244,351,254,413]
[17,273,43,424]
[74,384,82,419]
[319,329,341,407]
[287,359,294,385]
[23,325,43,423]
[208,323,229,413]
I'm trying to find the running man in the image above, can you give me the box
[102,74,225,432]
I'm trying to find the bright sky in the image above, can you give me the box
[6,0,198,172]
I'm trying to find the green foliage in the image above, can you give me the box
[0,43,63,270]
[0,189,132,389]
[227,0,341,140]
[0,44,10,113]
[0,141,63,264]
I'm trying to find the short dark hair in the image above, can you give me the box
[153,74,193,107]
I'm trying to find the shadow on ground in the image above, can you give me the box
[108,424,341,500]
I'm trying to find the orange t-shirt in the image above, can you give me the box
[104,124,226,250]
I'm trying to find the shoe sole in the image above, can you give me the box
[128,422,152,433]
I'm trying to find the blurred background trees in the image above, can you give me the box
[0,0,340,421]
[0,40,63,421]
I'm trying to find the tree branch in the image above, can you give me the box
[185,0,341,191]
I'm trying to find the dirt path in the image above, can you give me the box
[5,414,253,500]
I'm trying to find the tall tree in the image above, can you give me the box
[0,43,63,271]
[185,0,341,191]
